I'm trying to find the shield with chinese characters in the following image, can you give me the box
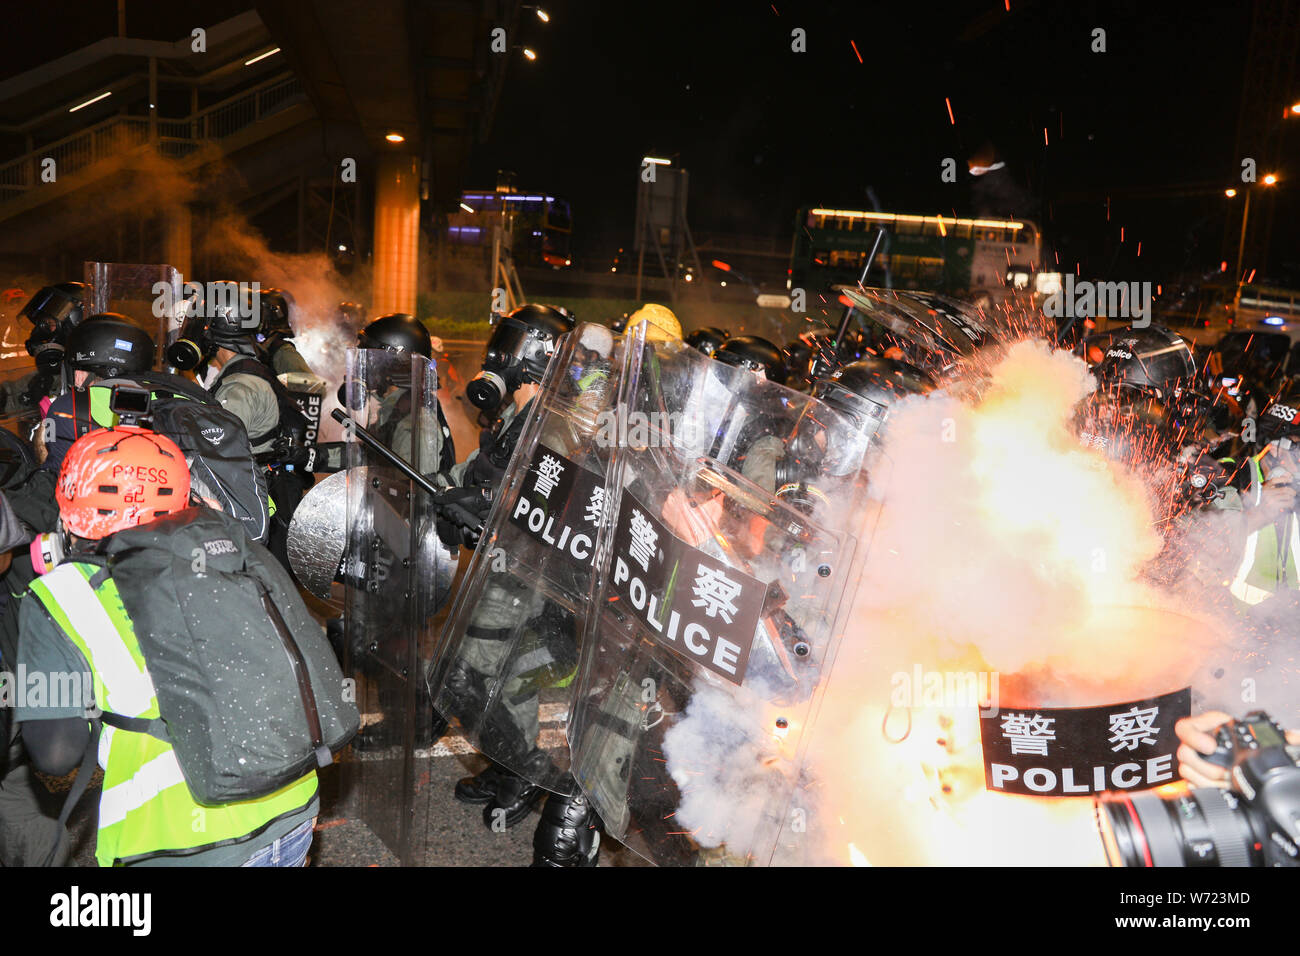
[425,322,621,795]
[565,328,882,866]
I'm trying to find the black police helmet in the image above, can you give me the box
[685,326,729,357]
[813,357,934,434]
[1092,325,1195,400]
[257,288,293,337]
[358,313,433,357]
[713,335,788,385]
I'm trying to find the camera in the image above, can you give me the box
[108,385,153,426]
[1095,710,1299,866]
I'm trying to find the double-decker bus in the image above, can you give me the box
[788,207,1042,302]
[445,188,572,269]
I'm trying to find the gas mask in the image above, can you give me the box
[774,398,878,494]
[21,285,87,372]
[466,313,559,411]
[165,310,216,372]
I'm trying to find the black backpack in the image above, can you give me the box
[216,357,313,450]
[93,506,358,804]
[91,376,272,544]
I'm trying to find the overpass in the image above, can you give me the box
[0,1,520,313]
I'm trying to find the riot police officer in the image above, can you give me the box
[170,281,313,564]
[429,304,584,850]
[7,282,89,410]
[354,313,454,475]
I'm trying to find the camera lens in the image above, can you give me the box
[1095,788,1257,867]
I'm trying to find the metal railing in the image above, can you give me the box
[0,74,304,202]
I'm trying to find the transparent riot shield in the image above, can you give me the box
[426,322,621,795]
[82,261,180,358]
[341,348,451,864]
[566,329,879,866]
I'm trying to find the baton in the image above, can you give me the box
[330,407,486,534]
[834,226,887,353]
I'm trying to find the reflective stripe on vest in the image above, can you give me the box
[27,563,317,865]
[1229,457,1300,606]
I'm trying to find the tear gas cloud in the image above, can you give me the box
[661,339,1296,866]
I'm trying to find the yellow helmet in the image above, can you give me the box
[626,303,682,342]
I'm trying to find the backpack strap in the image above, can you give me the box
[101,710,170,742]
[53,716,102,835]
[254,580,331,769]
[45,707,170,866]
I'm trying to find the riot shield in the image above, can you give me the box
[836,285,1000,377]
[566,329,880,866]
[426,322,620,795]
[285,469,349,602]
[341,347,451,864]
[82,261,180,358]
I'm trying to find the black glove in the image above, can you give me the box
[264,442,318,471]
[309,442,346,472]
[433,483,492,549]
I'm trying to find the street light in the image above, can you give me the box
[1230,175,1279,312]
[1225,188,1237,197]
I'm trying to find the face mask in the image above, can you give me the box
[30,529,66,575]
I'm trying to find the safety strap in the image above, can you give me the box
[47,706,173,865]
[255,582,331,769]
[46,716,103,866]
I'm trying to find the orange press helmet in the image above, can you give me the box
[56,426,191,540]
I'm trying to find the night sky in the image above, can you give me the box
[3,1,1292,285]
[471,0,1288,284]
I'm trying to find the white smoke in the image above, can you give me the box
[657,338,1300,866]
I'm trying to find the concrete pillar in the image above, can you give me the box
[371,150,420,317]
[163,203,192,279]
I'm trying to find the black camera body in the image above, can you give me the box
[107,385,154,427]
[1097,710,1299,867]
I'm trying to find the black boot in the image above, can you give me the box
[454,762,508,805]
[481,772,544,830]
[531,790,600,867]
[481,750,553,830]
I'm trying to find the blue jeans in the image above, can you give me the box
[241,818,315,867]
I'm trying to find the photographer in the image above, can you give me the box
[1176,710,1300,788]
[1218,392,1300,610]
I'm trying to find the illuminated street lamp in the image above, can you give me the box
[385,131,405,143]
[1230,175,1279,312]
